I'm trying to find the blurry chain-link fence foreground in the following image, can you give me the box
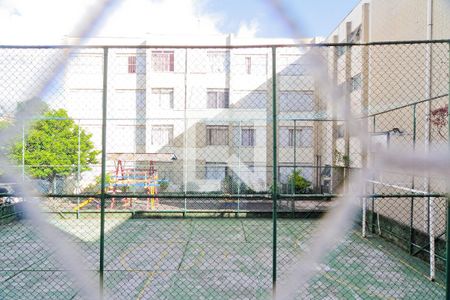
[0,41,449,299]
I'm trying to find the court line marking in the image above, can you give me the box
[177,219,193,271]
[323,272,386,299]
[136,250,169,300]
[135,237,181,298]
[368,180,429,195]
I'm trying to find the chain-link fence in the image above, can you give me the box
[0,41,449,299]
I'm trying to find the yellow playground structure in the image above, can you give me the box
[107,153,176,210]
[73,153,175,211]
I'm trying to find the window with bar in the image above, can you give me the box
[128,56,136,73]
[205,162,227,180]
[245,56,251,74]
[152,88,174,109]
[206,126,228,145]
[151,50,174,72]
[280,126,313,147]
[207,51,229,73]
[241,128,255,147]
[151,125,174,146]
[207,89,229,108]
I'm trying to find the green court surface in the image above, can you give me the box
[0,217,445,299]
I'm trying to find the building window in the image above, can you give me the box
[151,125,173,146]
[207,51,229,73]
[206,126,228,145]
[241,128,255,147]
[238,54,266,75]
[336,45,346,57]
[245,56,251,74]
[288,127,313,147]
[151,50,174,72]
[348,25,362,43]
[350,73,362,92]
[280,126,313,147]
[205,163,227,180]
[207,89,229,108]
[279,91,314,112]
[152,88,174,109]
[128,56,136,73]
[337,124,345,138]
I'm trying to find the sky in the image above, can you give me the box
[0,0,361,44]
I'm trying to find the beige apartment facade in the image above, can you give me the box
[60,35,323,194]
[324,0,449,278]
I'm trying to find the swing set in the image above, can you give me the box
[107,152,176,210]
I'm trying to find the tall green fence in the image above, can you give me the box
[0,41,449,299]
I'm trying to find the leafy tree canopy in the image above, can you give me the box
[288,170,311,193]
[10,109,99,185]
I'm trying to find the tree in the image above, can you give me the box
[430,105,448,139]
[288,170,312,194]
[0,120,11,163]
[10,109,99,192]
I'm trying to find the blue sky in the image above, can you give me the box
[0,0,362,44]
[205,0,361,38]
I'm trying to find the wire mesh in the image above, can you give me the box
[0,41,448,299]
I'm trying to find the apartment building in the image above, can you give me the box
[325,0,449,183]
[60,35,321,193]
[324,0,449,277]
[3,0,446,196]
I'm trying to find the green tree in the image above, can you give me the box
[10,109,99,191]
[0,120,11,167]
[0,120,9,130]
[288,170,312,193]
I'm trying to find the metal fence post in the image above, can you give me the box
[293,119,297,195]
[446,41,450,300]
[409,104,417,254]
[371,115,376,234]
[183,48,188,215]
[238,120,241,213]
[99,47,109,298]
[22,122,25,181]
[271,46,278,298]
[77,120,81,220]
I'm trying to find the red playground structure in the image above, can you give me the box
[107,153,177,210]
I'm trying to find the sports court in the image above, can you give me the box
[0,20,449,299]
[0,216,445,299]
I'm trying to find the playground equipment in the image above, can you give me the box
[107,153,176,210]
[73,198,98,211]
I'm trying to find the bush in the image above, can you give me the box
[159,180,169,192]
[82,174,112,194]
[220,174,255,194]
[288,170,312,194]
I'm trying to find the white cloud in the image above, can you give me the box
[235,20,259,38]
[0,0,224,44]
[98,0,222,37]
[0,0,98,44]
